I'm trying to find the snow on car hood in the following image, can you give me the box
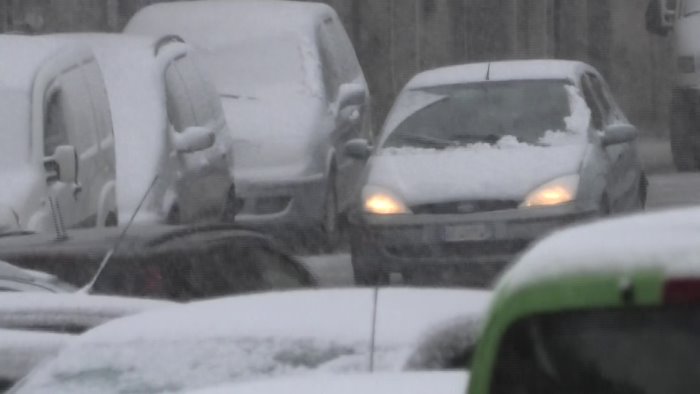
[224,89,326,183]
[0,329,71,382]
[15,288,489,394]
[367,141,587,205]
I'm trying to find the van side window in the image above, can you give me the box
[165,58,196,132]
[165,54,222,132]
[585,73,612,120]
[49,66,99,155]
[82,60,114,144]
[317,26,342,100]
[44,90,68,156]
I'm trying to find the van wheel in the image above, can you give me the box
[105,212,118,227]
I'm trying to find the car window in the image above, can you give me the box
[317,24,342,101]
[490,306,700,394]
[586,73,614,120]
[43,90,69,157]
[81,59,114,145]
[51,66,98,154]
[254,247,310,289]
[580,77,605,130]
[164,57,196,132]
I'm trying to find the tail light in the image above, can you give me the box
[663,279,700,304]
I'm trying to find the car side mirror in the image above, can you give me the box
[602,124,638,147]
[337,82,366,109]
[344,138,372,160]
[174,127,215,153]
[646,0,675,36]
[44,145,78,183]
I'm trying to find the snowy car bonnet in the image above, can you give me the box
[12,288,490,394]
[368,85,591,205]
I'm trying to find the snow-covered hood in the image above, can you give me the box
[367,141,587,205]
[224,88,325,183]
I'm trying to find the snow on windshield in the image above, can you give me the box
[200,35,318,98]
[0,88,30,166]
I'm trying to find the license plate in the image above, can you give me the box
[441,224,492,242]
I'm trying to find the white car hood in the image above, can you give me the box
[367,141,587,205]
[224,88,325,183]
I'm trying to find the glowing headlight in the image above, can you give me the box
[521,175,579,208]
[363,186,410,215]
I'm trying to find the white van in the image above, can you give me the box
[0,35,117,233]
[62,34,236,224]
[126,1,372,249]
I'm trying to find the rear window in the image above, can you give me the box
[491,306,700,394]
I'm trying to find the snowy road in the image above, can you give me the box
[302,171,700,287]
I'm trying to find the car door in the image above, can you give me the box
[585,73,641,211]
[163,54,231,222]
[317,18,369,209]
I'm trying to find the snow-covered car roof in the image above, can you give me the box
[0,292,175,333]
[406,59,592,90]
[0,329,71,385]
[497,207,700,294]
[185,371,468,394]
[15,288,489,394]
[126,0,334,44]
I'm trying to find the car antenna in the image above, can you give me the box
[48,195,68,241]
[368,285,380,372]
[77,175,161,294]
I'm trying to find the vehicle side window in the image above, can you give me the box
[81,60,114,144]
[44,90,69,156]
[164,58,196,132]
[165,54,223,132]
[252,247,309,290]
[586,73,613,120]
[324,17,361,84]
[580,78,604,130]
[60,66,99,154]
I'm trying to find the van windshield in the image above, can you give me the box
[0,89,29,166]
[491,306,700,394]
[199,35,309,98]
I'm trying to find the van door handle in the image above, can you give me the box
[72,184,83,199]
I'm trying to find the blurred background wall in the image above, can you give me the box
[0,0,673,136]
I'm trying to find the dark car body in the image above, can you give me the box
[0,225,316,301]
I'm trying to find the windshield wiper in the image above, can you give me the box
[397,133,456,149]
[449,133,502,144]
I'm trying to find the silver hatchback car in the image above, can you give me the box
[346,60,647,285]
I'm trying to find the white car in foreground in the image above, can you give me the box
[185,372,468,394]
[10,288,488,393]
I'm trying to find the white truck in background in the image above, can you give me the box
[647,0,700,171]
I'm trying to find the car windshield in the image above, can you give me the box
[200,35,309,98]
[0,89,29,166]
[491,306,700,394]
[383,80,573,149]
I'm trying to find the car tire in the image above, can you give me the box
[670,95,699,172]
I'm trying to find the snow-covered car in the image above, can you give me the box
[346,60,647,285]
[184,372,468,394]
[125,0,372,248]
[468,206,700,394]
[0,35,117,233]
[0,293,173,391]
[0,329,70,392]
[60,33,236,224]
[0,261,74,293]
[9,288,489,393]
[0,225,316,301]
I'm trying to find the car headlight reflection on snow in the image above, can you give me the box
[521,175,579,208]
[363,186,410,215]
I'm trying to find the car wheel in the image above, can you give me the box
[670,98,699,172]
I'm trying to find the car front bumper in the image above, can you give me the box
[233,172,327,229]
[350,204,598,284]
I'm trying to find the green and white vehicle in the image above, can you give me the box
[468,207,700,393]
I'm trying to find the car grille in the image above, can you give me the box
[383,239,530,260]
[411,200,519,215]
